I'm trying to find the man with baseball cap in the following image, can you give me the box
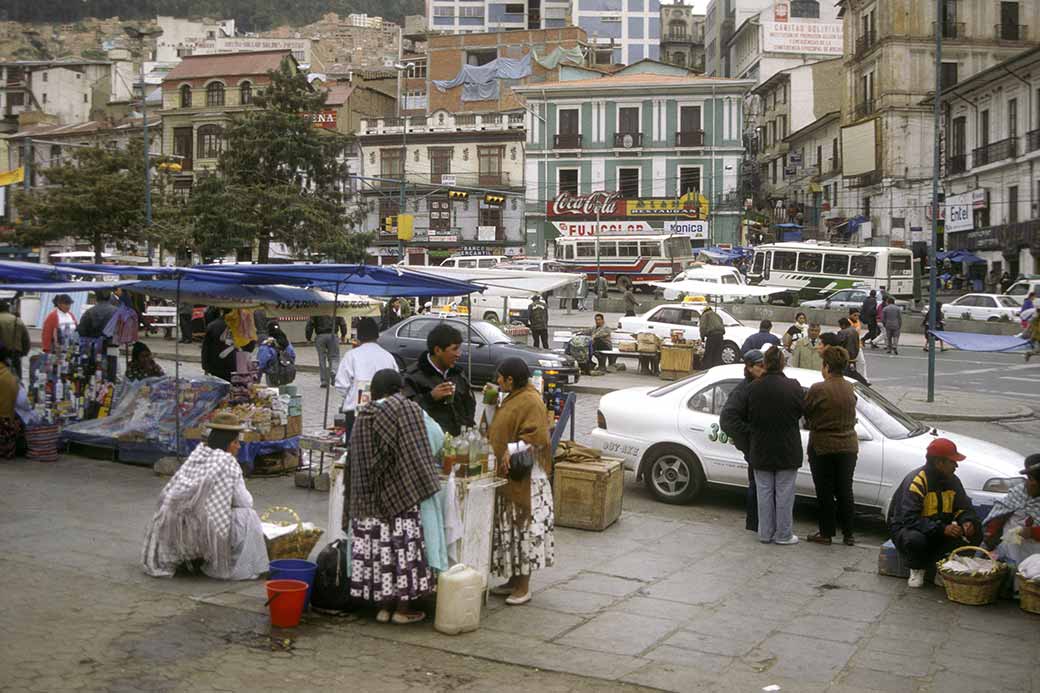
[889,438,979,587]
[720,348,767,532]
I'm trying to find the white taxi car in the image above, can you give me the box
[617,300,758,365]
[591,365,1022,520]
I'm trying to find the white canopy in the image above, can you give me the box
[413,266,584,295]
[649,279,789,298]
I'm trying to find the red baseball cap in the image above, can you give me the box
[927,437,966,462]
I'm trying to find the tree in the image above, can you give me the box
[218,57,368,262]
[151,173,257,264]
[13,140,161,262]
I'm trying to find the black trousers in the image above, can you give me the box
[179,313,194,342]
[809,448,857,538]
[863,320,880,343]
[702,333,723,368]
[893,529,967,570]
[342,410,356,446]
[532,329,549,349]
[745,463,758,531]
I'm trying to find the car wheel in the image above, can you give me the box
[782,293,795,306]
[483,311,499,322]
[986,316,1000,322]
[644,445,706,504]
[720,341,740,365]
[617,276,633,292]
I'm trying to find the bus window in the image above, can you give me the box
[577,242,596,258]
[667,237,691,257]
[617,241,639,257]
[823,253,849,275]
[639,241,661,256]
[889,254,912,276]
[797,252,822,273]
[752,252,765,273]
[599,241,618,257]
[850,255,877,277]
[562,245,574,260]
[773,251,797,271]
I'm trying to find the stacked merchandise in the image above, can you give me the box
[441,422,493,478]
[228,363,259,405]
[61,376,230,463]
[28,326,118,427]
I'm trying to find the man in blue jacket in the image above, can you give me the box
[740,320,781,355]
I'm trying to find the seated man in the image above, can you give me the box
[591,313,615,371]
[142,413,269,580]
[983,455,1040,572]
[889,438,979,588]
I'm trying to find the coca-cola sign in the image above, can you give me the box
[547,191,624,218]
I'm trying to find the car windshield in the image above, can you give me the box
[998,296,1021,307]
[471,321,512,344]
[648,371,707,397]
[853,383,928,439]
[716,308,743,327]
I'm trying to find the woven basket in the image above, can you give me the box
[26,424,61,463]
[1017,574,1040,615]
[936,545,1008,606]
[261,506,323,561]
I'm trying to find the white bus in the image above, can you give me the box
[554,234,697,292]
[746,242,914,304]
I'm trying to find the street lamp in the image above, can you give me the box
[124,26,163,262]
[393,62,414,262]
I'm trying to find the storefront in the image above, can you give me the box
[947,219,1040,279]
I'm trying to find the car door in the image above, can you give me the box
[678,379,745,483]
[948,296,973,320]
[453,320,496,384]
[975,295,999,319]
[390,318,438,368]
[827,290,850,308]
[847,290,869,310]
[646,307,684,339]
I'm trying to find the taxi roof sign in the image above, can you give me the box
[681,295,708,304]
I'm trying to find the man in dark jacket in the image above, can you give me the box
[719,348,766,532]
[740,320,781,355]
[380,297,406,331]
[402,323,476,436]
[201,309,235,381]
[0,299,31,380]
[860,290,880,347]
[819,333,870,386]
[77,290,118,340]
[699,305,726,368]
[306,314,349,388]
[528,294,549,348]
[177,302,195,344]
[890,438,979,588]
[746,347,805,545]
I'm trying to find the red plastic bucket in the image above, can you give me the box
[265,579,308,628]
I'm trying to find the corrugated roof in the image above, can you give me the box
[164,50,293,82]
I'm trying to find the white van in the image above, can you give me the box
[1006,277,1040,301]
[661,264,747,302]
[430,288,535,324]
[440,255,509,269]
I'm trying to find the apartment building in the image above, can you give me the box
[0,59,130,133]
[704,0,771,77]
[515,69,754,253]
[156,15,236,62]
[839,0,1040,245]
[660,1,706,72]
[427,0,656,65]
[940,46,1040,279]
[729,1,842,84]
[356,111,526,257]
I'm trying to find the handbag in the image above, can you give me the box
[507,441,535,482]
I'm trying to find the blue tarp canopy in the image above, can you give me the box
[697,246,755,264]
[54,262,249,283]
[931,331,1030,352]
[127,279,378,313]
[937,250,985,264]
[196,263,483,297]
[0,280,136,293]
[0,259,107,283]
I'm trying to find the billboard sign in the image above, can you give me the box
[546,191,625,218]
[553,221,655,236]
[945,191,973,232]
[761,20,843,55]
[663,220,708,239]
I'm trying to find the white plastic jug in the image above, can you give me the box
[434,564,483,635]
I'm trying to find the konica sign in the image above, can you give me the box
[664,220,708,239]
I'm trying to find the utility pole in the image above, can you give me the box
[125,26,163,262]
[22,137,31,193]
[927,0,942,402]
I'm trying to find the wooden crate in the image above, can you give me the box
[659,344,695,373]
[553,457,623,531]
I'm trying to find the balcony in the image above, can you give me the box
[973,137,1016,167]
[1026,129,1040,153]
[554,133,582,149]
[613,132,643,148]
[854,99,876,119]
[946,154,967,175]
[997,23,1028,41]
[854,29,876,59]
[934,21,965,39]
[675,130,706,147]
[359,111,526,134]
[665,32,695,44]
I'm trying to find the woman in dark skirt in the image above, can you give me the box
[345,369,441,624]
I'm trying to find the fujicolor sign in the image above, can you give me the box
[552,221,654,236]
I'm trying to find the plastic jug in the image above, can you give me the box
[434,564,484,635]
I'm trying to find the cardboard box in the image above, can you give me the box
[241,429,262,443]
[286,415,303,437]
[264,425,286,442]
[184,427,205,440]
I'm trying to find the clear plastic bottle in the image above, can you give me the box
[531,369,544,394]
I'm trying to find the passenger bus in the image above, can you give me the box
[554,234,697,292]
[746,242,914,304]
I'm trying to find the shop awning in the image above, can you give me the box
[195,263,483,297]
[0,259,105,284]
[126,280,380,314]
[937,250,986,264]
[430,266,583,294]
[0,279,136,293]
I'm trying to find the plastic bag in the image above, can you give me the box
[940,555,1001,575]
[1020,554,1040,580]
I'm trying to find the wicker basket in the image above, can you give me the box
[261,506,323,561]
[936,545,1008,606]
[1017,573,1040,615]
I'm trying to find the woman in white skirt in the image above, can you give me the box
[487,358,555,605]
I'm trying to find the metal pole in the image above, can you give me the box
[467,292,473,384]
[927,0,942,403]
[322,280,341,429]
[174,274,182,458]
[141,56,153,263]
[595,206,601,284]
[398,116,407,263]
[23,137,30,192]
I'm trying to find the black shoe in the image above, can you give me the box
[843,534,856,546]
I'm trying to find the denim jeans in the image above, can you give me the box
[315,333,339,386]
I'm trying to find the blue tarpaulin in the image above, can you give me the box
[931,330,1030,352]
[0,280,135,292]
[54,262,250,283]
[937,250,985,264]
[0,260,106,283]
[127,279,354,309]
[196,263,483,297]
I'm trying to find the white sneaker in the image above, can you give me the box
[907,569,926,588]
[775,535,799,545]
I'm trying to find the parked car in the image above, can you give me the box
[590,365,1022,518]
[495,258,565,272]
[800,288,911,312]
[661,265,748,302]
[378,315,580,387]
[940,293,1022,321]
[430,291,532,325]
[440,255,509,269]
[1006,278,1040,301]
[617,301,756,365]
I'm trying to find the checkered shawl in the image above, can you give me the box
[142,444,238,577]
[347,394,439,521]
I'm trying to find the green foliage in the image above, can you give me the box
[13,140,159,262]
